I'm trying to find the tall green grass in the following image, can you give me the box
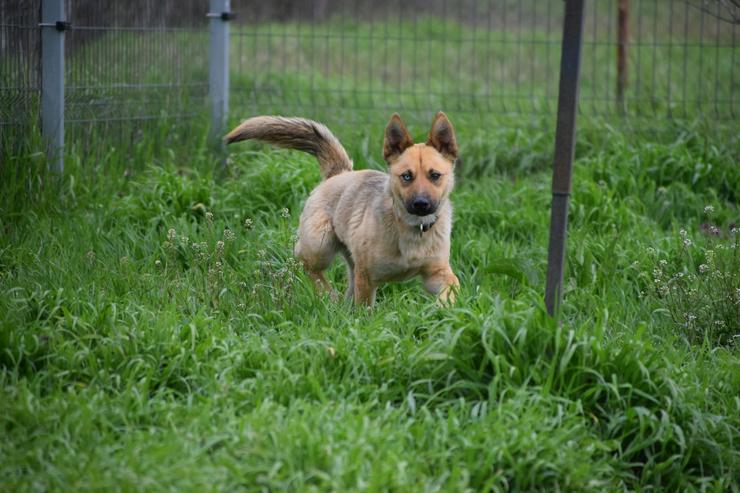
[1,108,738,491]
[1,9,739,490]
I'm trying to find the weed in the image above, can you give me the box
[648,208,739,348]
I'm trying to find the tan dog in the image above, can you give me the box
[225,112,460,305]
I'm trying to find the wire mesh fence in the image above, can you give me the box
[231,0,738,120]
[1,0,737,154]
[65,1,208,125]
[1,0,41,130]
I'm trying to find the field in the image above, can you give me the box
[2,11,740,493]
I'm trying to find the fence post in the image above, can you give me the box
[208,0,232,146]
[40,0,67,173]
[544,0,585,317]
[616,0,629,112]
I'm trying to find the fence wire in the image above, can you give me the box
[1,0,737,151]
[1,0,40,129]
[231,0,737,120]
[65,0,208,126]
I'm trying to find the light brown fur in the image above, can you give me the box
[225,112,460,305]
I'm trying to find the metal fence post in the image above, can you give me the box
[40,0,67,173]
[208,0,232,146]
[616,0,629,112]
[544,0,585,317]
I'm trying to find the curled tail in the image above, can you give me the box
[224,116,353,180]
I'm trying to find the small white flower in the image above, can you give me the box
[223,229,235,242]
[244,218,254,230]
[703,205,714,215]
[698,264,708,273]
[155,259,162,268]
[280,208,290,219]
[205,212,214,222]
[167,228,176,241]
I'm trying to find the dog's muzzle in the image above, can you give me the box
[407,196,437,216]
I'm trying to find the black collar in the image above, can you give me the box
[419,220,436,234]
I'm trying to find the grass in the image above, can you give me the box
[1,110,738,491]
[1,10,739,492]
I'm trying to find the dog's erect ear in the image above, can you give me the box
[427,111,458,161]
[383,113,414,162]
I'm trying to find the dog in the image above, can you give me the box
[224,112,459,306]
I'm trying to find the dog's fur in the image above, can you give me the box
[224,112,459,305]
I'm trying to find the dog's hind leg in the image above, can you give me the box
[305,271,338,300]
[339,247,355,301]
[295,211,340,299]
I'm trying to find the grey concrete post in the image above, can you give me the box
[209,0,231,145]
[40,0,66,173]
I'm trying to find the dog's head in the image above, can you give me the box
[383,112,458,227]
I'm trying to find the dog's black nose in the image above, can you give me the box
[409,197,433,215]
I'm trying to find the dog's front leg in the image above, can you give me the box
[353,267,377,306]
[422,263,460,304]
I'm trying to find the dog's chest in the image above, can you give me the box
[370,232,442,282]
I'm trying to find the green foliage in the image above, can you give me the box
[2,35,739,488]
[647,216,739,348]
[2,113,738,491]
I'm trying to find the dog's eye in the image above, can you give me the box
[400,171,413,182]
[429,171,442,181]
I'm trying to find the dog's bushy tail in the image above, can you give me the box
[224,116,353,180]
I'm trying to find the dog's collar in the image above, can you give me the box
[419,220,436,234]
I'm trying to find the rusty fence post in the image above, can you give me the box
[544,0,586,317]
[617,0,629,112]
